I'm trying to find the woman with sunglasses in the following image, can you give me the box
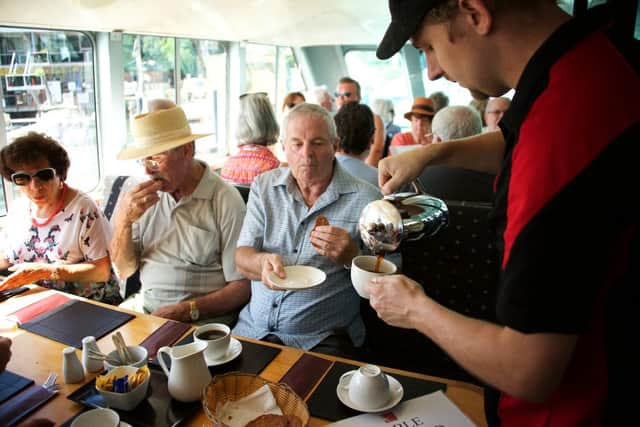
[0,132,121,304]
[281,91,305,114]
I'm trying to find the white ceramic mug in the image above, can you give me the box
[340,364,391,410]
[350,255,397,299]
[71,408,120,427]
[193,323,231,361]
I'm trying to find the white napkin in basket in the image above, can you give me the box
[216,384,283,427]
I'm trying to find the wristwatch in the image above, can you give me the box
[188,300,200,322]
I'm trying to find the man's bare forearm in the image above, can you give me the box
[110,211,139,280]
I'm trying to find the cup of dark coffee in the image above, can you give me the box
[194,323,230,361]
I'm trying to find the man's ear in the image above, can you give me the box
[459,0,493,36]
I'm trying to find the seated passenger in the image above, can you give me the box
[334,102,379,187]
[390,96,436,148]
[0,133,121,304]
[417,105,494,202]
[281,91,305,114]
[220,93,281,186]
[111,106,249,325]
[233,103,381,358]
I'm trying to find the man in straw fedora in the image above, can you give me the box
[389,96,436,150]
[111,105,249,325]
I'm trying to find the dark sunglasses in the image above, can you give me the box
[10,168,56,186]
[239,91,268,100]
[334,91,352,98]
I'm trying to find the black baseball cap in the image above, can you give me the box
[376,0,442,59]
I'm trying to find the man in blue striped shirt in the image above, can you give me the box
[233,103,381,358]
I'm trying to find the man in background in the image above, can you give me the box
[483,97,511,131]
[335,77,385,167]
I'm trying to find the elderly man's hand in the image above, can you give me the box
[0,336,12,372]
[152,302,190,322]
[310,225,359,266]
[120,180,162,225]
[367,274,427,330]
[260,253,287,290]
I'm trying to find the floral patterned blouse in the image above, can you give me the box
[220,144,280,185]
[1,190,121,304]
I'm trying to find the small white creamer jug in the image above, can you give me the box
[157,341,211,402]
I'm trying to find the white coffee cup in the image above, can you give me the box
[71,408,120,427]
[350,255,397,299]
[194,323,231,361]
[340,364,391,410]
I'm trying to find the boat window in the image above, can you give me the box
[344,49,413,130]
[0,28,99,216]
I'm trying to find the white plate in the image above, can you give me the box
[268,266,326,290]
[336,371,404,413]
[204,337,242,366]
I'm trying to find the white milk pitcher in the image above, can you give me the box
[157,341,211,402]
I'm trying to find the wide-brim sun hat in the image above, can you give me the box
[404,97,435,120]
[376,0,441,60]
[117,107,212,160]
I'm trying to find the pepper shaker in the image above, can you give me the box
[62,347,84,383]
[81,336,103,373]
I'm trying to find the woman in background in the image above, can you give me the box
[0,132,121,304]
[221,93,281,185]
[281,91,305,114]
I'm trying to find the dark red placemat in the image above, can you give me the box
[279,353,332,399]
[139,320,191,362]
[5,293,70,324]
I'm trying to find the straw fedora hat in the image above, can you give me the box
[404,96,435,120]
[117,107,212,160]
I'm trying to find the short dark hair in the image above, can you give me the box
[0,132,70,181]
[334,102,375,156]
[338,77,362,98]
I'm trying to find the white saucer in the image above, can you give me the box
[268,266,326,290]
[204,337,242,366]
[336,371,404,413]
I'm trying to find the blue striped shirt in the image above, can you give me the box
[233,162,381,350]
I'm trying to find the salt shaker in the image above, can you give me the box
[62,347,84,383]
[81,336,103,373]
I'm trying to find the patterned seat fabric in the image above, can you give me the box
[361,200,498,384]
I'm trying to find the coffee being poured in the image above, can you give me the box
[358,193,449,255]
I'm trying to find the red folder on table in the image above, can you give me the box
[5,293,70,324]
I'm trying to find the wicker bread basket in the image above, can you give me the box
[202,372,310,426]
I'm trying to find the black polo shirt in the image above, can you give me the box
[486,5,639,426]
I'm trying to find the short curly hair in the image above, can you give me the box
[334,102,375,156]
[0,132,70,181]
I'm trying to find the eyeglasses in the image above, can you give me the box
[136,152,173,170]
[239,92,268,99]
[11,168,56,186]
[334,91,352,98]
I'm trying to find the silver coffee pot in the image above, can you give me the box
[358,193,449,254]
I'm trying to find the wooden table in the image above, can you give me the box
[0,287,487,426]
